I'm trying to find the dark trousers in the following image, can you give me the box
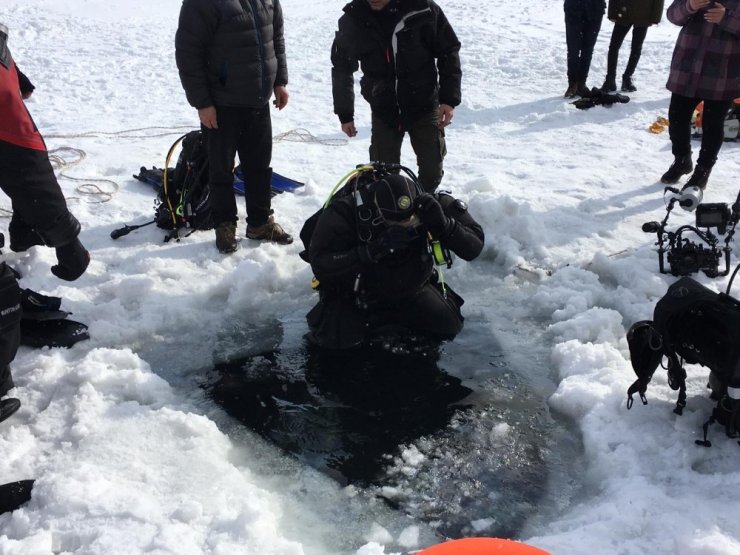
[565,11,603,85]
[307,282,463,350]
[203,105,273,227]
[0,263,21,397]
[668,94,733,169]
[0,141,70,232]
[370,110,446,193]
[606,23,648,79]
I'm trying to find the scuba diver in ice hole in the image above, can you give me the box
[300,164,484,350]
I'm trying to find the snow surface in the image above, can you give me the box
[2,0,740,553]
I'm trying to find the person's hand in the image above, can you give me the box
[438,104,454,129]
[341,121,357,137]
[705,2,725,22]
[689,0,712,11]
[414,193,449,237]
[273,85,289,110]
[51,237,90,281]
[198,106,218,129]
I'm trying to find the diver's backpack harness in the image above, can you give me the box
[299,162,454,304]
[626,268,740,446]
[111,131,213,242]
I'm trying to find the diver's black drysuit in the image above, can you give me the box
[305,185,484,349]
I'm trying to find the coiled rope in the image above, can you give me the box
[273,128,348,147]
[47,147,119,204]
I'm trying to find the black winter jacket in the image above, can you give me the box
[607,0,663,26]
[331,0,461,129]
[564,0,606,21]
[175,0,288,109]
[309,192,483,304]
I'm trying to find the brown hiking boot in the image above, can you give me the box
[246,216,293,245]
[215,222,238,253]
[564,81,579,98]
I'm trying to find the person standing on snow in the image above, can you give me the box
[175,0,293,254]
[331,0,462,193]
[659,0,739,190]
[0,23,90,416]
[564,0,607,98]
[599,0,665,93]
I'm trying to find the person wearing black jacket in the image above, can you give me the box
[175,0,293,253]
[564,0,607,97]
[1,26,90,418]
[331,0,462,193]
[304,171,484,350]
[599,0,664,92]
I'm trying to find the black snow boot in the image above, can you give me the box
[621,75,637,92]
[0,480,34,514]
[600,76,617,92]
[0,398,21,424]
[684,165,711,190]
[575,83,593,98]
[660,155,693,184]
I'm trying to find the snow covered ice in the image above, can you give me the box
[2,0,740,554]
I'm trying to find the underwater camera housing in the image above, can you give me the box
[642,187,740,277]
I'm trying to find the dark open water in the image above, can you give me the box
[199,316,583,541]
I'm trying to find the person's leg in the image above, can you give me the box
[578,15,603,88]
[603,23,630,90]
[389,283,464,340]
[0,143,74,251]
[236,105,273,227]
[685,98,735,189]
[564,10,584,93]
[623,25,647,78]
[661,93,697,183]
[407,110,446,193]
[621,25,647,91]
[306,293,369,349]
[668,94,698,159]
[0,262,21,399]
[203,107,241,226]
[237,106,292,244]
[370,112,404,166]
[696,99,733,169]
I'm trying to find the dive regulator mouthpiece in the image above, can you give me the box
[678,186,703,212]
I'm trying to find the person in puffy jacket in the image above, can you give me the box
[564,0,607,97]
[659,0,739,190]
[599,0,665,92]
[303,170,483,350]
[0,24,90,413]
[331,0,462,193]
[175,0,293,253]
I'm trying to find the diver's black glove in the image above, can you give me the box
[51,238,90,281]
[414,193,451,237]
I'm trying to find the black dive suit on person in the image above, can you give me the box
[306,174,484,349]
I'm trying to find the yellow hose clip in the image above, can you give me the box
[431,239,446,266]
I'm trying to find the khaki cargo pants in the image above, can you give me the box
[369,109,446,193]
